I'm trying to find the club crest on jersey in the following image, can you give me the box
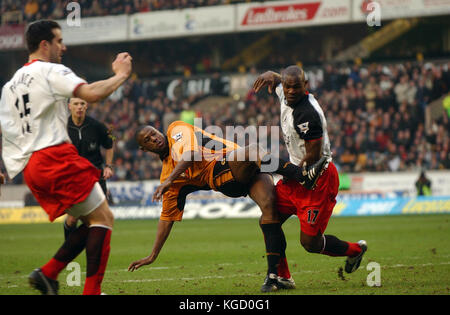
[172,132,183,142]
[297,122,309,134]
[60,69,73,76]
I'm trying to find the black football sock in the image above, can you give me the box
[321,235,349,257]
[260,223,283,275]
[321,235,363,257]
[260,154,304,182]
[41,224,89,280]
[55,224,89,262]
[63,219,78,241]
[282,228,287,258]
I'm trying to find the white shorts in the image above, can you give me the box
[66,182,106,218]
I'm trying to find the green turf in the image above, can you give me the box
[0,214,449,295]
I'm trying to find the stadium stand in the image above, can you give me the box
[5,59,448,184]
[90,60,450,178]
[1,58,449,184]
[0,0,268,24]
[0,1,449,185]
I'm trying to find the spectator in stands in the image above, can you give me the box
[24,0,39,21]
[432,68,448,100]
[0,172,4,196]
[2,0,297,23]
[443,92,450,119]
[2,55,449,182]
[363,76,377,111]
[90,0,104,16]
[394,74,410,105]
[415,171,432,196]
[323,64,340,91]
[51,0,65,19]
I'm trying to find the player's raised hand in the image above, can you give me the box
[112,52,133,78]
[253,71,281,94]
[128,255,154,272]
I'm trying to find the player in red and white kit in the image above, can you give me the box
[0,20,132,295]
[253,66,367,291]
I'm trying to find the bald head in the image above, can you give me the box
[281,65,306,82]
[136,125,168,155]
[281,65,308,106]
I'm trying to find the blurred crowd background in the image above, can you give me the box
[4,60,448,184]
[0,0,449,185]
[87,61,450,182]
[1,0,260,23]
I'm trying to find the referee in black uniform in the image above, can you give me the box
[64,97,115,239]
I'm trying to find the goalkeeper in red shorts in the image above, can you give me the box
[253,65,368,291]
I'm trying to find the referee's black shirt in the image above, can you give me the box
[68,116,113,170]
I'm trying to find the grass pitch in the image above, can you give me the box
[0,214,449,295]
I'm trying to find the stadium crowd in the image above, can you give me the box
[101,60,450,179]
[4,59,448,184]
[1,0,266,23]
[1,57,449,184]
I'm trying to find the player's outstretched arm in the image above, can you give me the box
[253,71,282,94]
[75,52,133,103]
[128,219,174,271]
[152,151,195,202]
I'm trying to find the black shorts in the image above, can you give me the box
[99,169,111,202]
[212,158,250,198]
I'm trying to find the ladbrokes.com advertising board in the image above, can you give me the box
[236,0,352,31]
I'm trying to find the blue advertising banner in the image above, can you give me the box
[1,195,448,223]
[105,180,450,220]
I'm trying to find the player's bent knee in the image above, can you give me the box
[252,186,276,212]
[259,194,276,213]
[66,215,78,227]
[301,242,315,253]
[301,241,317,253]
[250,174,278,222]
[300,236,322,253]
[259,200,279,223]
[82,200,114,229]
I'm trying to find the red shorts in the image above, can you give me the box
[23,143,101,222]
[276,162,339,236]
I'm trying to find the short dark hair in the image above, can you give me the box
[25,20,61,54]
